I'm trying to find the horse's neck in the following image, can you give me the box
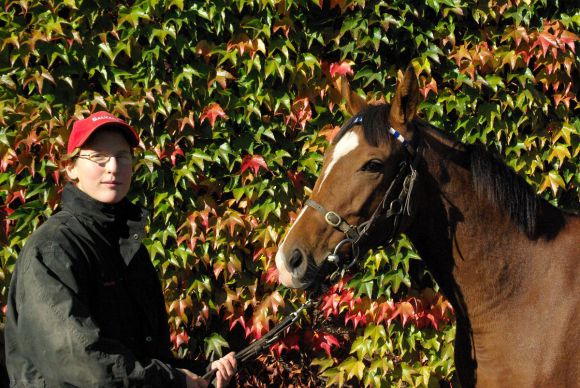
[407,125,580,384]
[408,127,543,321]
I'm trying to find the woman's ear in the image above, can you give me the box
[65,161,78,181]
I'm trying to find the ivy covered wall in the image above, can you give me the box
[1,0,578,386]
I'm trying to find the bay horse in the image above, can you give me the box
[275,65,579,387]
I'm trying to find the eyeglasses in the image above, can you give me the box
[77,152,133,165]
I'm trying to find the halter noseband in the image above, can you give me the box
[306,115,421,280]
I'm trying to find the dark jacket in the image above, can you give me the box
[5,184,196,387]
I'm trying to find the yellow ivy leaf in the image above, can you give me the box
[340,357,365,381]
[547,144,571,165]
[552,122,577,145]
[539,171,565,195]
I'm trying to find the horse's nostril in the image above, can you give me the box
[289,249,303,270]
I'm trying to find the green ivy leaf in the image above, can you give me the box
[204,332,230,359]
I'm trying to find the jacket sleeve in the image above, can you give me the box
[9,240,187,388]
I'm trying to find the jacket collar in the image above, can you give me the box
[61,183,148,266]
[61,183,127,227]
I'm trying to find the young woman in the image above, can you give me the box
[5,112,236,387]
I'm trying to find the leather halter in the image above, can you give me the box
[306,115,421,279]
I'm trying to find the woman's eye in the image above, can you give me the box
[361,160,384,173]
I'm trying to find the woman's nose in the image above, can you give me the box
[104,156,119,171]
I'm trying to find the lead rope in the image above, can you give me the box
[202,297,316,382]
[202,260,348,382]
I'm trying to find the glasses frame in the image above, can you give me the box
[76,152,133,165]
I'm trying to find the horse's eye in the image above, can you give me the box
[361,160,384,173]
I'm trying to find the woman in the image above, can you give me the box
[5,111,236,387]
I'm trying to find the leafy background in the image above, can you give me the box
[0,0,578,386]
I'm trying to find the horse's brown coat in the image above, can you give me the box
[275,66,579,387]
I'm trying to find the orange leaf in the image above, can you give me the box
[532,31,558,57]
[319,124,340,142]
[273,17,293,38]
[559,30,578,53]
[396,300,415,326]
[199,103,227,127]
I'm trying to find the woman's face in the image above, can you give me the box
[66,129,133,204]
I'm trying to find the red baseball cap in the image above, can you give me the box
[67,111,139,154]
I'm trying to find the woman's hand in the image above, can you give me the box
[210,352,237,388]
[178,368,208,388]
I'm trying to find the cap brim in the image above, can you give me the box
[72,120,139,152]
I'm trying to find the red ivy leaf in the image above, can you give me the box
[270,333,300,358]
[420,77,438,99]
[240,154,269,175]
[532,30,559,58]
[375,300,397,326]
[52,169,61,186]
[329,61,354,78]
[229,314,247,332]
[199,103,228,127]
[344,307,367,329]
[7,189,26,206]
[285,97,312,131]
[320,293,341,318]
[1,149,17,173]
[260,263,279,285]
[286,170,305,190]
[171,146,184,166]
[305,330,340,357]
[559,30,578,53]
[171,330,189,349]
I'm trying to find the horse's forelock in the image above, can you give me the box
[333,104,393,148]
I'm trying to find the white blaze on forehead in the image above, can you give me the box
[316,131,360,193]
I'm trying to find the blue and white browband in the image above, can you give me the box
[352,116,363,125]
[388,127,409,147]
[352,115,410,147]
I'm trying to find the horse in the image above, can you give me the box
[275,65,580,387]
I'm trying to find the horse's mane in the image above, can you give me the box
[333,103,540,238]
[469,143,539,237]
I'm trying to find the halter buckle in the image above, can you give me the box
[325,211,342,227]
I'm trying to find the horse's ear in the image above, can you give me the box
[335,76,367,116]
[389,64,420,126]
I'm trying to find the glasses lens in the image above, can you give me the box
[117,153,133,164]
[91,154,110,164]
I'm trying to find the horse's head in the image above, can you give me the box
[275,65,421,289]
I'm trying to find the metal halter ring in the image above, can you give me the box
[324,211,342,227]
[388,199,403,216]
